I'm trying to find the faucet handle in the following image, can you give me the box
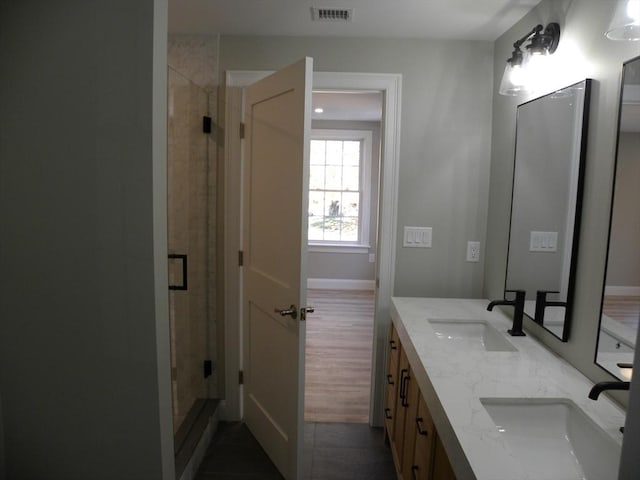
[505,289,526,303]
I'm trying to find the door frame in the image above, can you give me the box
[221,70,402,426]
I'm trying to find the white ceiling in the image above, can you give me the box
[168,0,543,41]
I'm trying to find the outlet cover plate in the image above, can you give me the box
[467,241,480,262]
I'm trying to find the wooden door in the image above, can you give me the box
[242,57,313,479]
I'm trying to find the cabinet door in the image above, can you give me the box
[411,393,436,480]
[392,348,410,465]
[384,361,397,436]
[384,324,400,438]
[433,433,456,480]
[401,366,420,480]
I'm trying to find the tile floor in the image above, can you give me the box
[194,421,396,480]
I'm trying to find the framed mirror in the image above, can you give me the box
[595,57,640,380]
[505,79,592,342]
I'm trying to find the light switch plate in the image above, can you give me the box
[403,226,432,248]
[529,231,558,252]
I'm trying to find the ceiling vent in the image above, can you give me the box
[310,7,353,22]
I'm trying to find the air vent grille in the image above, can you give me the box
[311,7,353,22]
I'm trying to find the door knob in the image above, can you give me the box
[275,305,298,320]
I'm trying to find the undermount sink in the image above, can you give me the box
[428,319,517,352]
[481,398,621,480]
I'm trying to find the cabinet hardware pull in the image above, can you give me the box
[399,369,409,406]
[416,417,429,436]
[386,374,394,385]
[412,465,419,480]
[402,373,410,407]
[389,339,397,350]
[384,408,393,420]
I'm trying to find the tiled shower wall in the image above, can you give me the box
[167,35,220,431]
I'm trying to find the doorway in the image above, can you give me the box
[223,70,401,427]
[304,91,382,423]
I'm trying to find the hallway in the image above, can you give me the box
[305,289,375,423]
[195,422,395,479]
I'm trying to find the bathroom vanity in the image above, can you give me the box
[385,297,625,480]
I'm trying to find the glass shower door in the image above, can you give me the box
[167,66,212,432]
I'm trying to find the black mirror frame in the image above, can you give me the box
[504,78,593,342]
[594,56,640,379]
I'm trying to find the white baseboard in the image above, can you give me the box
[307,278,375,290]
[605,286,640,296]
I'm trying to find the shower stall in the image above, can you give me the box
[167,65,218,437]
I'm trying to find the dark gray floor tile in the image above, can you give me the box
[196,473,285,480]
[199,443,282,475]
[211,422,263,447]
[310,446,396,480]
[314,422,385,449]
[304,422,316,448]
[194,421,394,480]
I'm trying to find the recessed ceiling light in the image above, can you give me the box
[314,107,324,113]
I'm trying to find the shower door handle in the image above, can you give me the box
[168,254,188,291]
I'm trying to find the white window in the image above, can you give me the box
[308,129,372,251]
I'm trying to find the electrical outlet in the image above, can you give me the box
[368,253,376,263]
[467,241,480,262]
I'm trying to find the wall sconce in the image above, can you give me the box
[499,23,561,96]
[606,0,640,40]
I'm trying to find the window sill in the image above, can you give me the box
[308,244,371,254]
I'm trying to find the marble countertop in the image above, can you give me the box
[391,297,626,480]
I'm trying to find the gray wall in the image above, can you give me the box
[486,2,640,474]
[606,132,640,288]
[219,35,494,298]
[308,120,380,282]
[0,1,173,478]
[485,0,640,405]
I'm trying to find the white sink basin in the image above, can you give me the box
[428,319,517,352]
[481,398,621,480]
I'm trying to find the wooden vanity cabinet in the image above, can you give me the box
[392,348,410,463]
[401,366,422,479]
[385,323,409,472]
[409,392,435,480]
[385,323,456,480]
[384,324,401,438]
[432,434,456,480]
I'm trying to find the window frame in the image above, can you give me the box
[308,128,372,253]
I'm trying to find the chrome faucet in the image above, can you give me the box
[487,289,526,337]
[588,381,630,400]
[533,290,566,325]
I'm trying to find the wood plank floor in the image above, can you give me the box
[603,295,640,331]
[304,289,375,424]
